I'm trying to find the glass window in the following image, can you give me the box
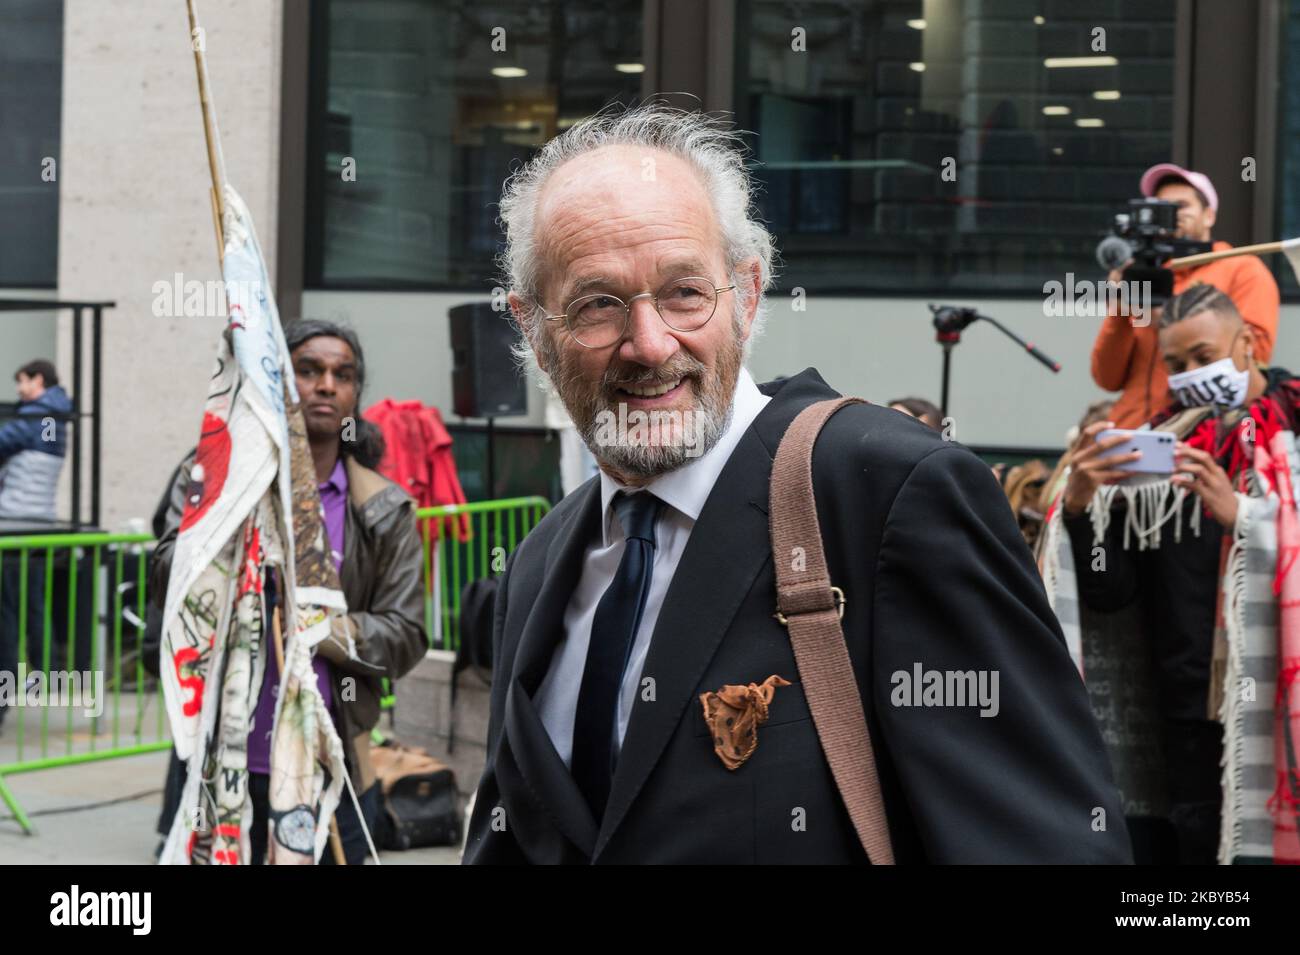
[0,0,62,288]
[1276,0,1300,297]
[306,0,644,290]
[735,0,1178,294]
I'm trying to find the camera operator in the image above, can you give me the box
[1091,164,1279,428]
[1043,283,1300,865]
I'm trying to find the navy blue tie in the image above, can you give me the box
[571,490,665,821]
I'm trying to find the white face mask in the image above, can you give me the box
[1167,356,1251,409]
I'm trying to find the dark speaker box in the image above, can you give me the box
[449,302,527,418]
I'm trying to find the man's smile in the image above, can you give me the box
[611,376,692,409]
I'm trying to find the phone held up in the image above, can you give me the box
[1096,428,1176,475]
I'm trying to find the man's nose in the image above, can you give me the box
[618,296,679,368]
[317,372,337,394]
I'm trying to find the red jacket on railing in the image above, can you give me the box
[363,398,470,541]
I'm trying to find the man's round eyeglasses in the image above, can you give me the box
[541,276,737,349]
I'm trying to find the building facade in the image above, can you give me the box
[3,0,1300,526]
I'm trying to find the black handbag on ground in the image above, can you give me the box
[369,741,461,850]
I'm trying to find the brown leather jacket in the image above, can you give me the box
[151,452,426,791]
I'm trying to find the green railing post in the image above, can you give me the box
[41,546,54,758]
[408,496,551,668]
[0,531,155,836]
[90,543,101,746]
[65,546,78,754]
[0,772,35,835]
[421,516,434,649]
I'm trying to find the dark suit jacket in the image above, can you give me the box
[463,368,1132,863]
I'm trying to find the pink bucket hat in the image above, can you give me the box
[1139,163,1219,212]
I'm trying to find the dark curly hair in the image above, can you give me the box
[283,319,386,470]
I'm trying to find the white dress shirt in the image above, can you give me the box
[533,366,772,767]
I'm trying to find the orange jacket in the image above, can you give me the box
[1090,241,1280,428]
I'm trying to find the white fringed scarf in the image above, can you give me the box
[1039,433,1294,863]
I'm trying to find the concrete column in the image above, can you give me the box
[57,0,284,528]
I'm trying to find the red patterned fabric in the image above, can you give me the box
[1149,370,1300,487]
[1256,431,1300,862]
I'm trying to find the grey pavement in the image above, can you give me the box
[0,704,461,865]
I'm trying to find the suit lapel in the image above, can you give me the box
[504,679,599,857]
[496,367,839,861]
[511,478,602,689]
[503,478,602,856]
[593,368,840,859]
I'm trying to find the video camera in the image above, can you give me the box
[1094,198,1213,306]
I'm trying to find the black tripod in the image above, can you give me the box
[929,304,1062,421]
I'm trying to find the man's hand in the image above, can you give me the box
[1061,421,1142,517]
[1106,260,1163,327]
[1173,442,1239,528]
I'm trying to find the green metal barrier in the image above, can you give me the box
[414,496,551,653]
[0,532,163,835]
[0,497,551,835]
[372,496,552,710]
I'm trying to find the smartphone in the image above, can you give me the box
[1096,429,1175,474]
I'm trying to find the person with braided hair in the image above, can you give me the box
[1041,282,1300,865]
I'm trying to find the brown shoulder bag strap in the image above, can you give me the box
[769,397,895,865]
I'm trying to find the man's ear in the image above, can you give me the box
[1203,205,1217,234]
[508,290,549,374]
[737,257,762,342]
[1239,321,1255,357]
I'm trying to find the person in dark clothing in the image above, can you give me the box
[1064,459,1225,864]
[150,321,426,863]
[0,359,71,521]
[0,360,75,732]
[1060,283,1286,864]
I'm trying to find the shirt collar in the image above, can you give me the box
[318,456,348,495]
[598,366,771,546]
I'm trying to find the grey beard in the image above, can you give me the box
[542,312,746,481]
[578,394,734,480]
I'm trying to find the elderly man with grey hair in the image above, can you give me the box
[463,102,1131,864]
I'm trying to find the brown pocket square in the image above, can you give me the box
[699,674,793,770]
